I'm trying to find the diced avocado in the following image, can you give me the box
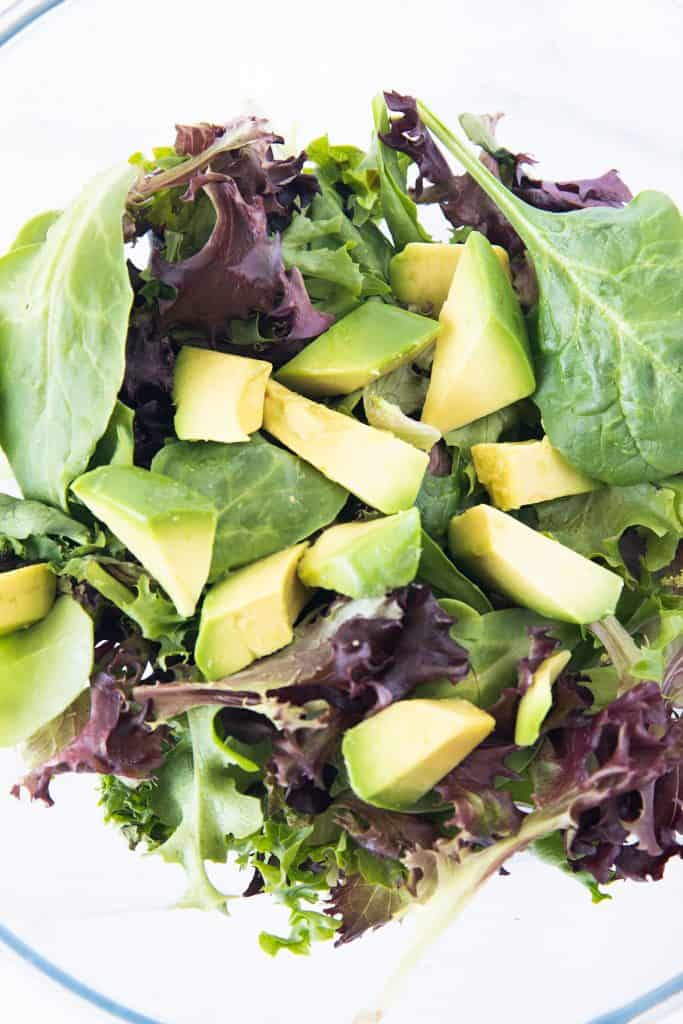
[0,595,92,747]
[195,543,310,679]
[421,232,535,433]
[263,381,428,514]
[173,346,271,443]
[472,436,599,511]
[390,241,510,315]
[72,466,217,618]
[342,697,495,809]
[275,302,439,398]
[448,505,623,624]
[0,564,56,636]
[515,649,571,747]
[298,508,421,598]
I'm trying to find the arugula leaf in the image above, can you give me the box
[152,435,348,580]
[534,481,683,577]
[0,165,136,508]
[418,101,683,486]
[152,707,263,911]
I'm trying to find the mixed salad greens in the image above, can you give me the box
[1,91,683,1012]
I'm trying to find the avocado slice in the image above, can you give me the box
[195,542,310,679]
[390,241,510,315]
[263,381,428,514]
[515,649,571,747]
[421,232,535,434]
[72,466,217,618]
[472,436,599,511]
[298,508,421,598]
[0,595,92,747]
[448,505,623,624]
[342,697,495,809]
[0,563,56,636]
[173,346,271,443]
[276,302,439,398]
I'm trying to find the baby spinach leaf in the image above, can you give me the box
[418,102,683,486]
[0,165,136,508]
[152,435,348,580]
[417,531,491,614]
[535,481,683,576]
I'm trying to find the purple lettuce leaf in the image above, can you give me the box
[13,637,169,806]
[436,743,522,846]
[174,122,226,156]
[151,175,284,332]
[332,793,441,860]
[380,92,632,260]
[326,873,411,946]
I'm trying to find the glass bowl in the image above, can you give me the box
[1,1,682,1021]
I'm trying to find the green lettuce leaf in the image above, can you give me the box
[152,707,263,911]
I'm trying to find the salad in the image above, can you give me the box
[1,91,682,1015]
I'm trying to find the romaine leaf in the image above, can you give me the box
[152,435,348,580]
[0,165,136,508]
[152,707,263,911]
[417,101,683,485]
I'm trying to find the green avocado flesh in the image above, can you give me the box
[422,231,535,434]
[298,508,421,597]
[195,543,310,679]
[448,505,623,625]
[0,596,92,747]
[515,649,571,746]
[0,563,56,636]
[72,466,217,618]
[390,241,510,314]
[342,697,495,809]
[276,301,439,397]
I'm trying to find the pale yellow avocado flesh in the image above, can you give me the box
[342,697,495,809]
[421,232,535,434]
[390,241,511,315]
[448,505,623,625]
[72,466,217,618]
[173,346,271,443]
[263,380,428,514]
[195,542,310,679]
[0,563,56,636]
[472,436,600,511]
[515,649,571,747]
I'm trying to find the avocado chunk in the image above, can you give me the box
[515,649,571,747]
[0,595,92,747]
[298,508,421,598]
[263,381,428,514]
[421,232,535,434]
[448,505,623,624]
[275,302,439,398]
[342,697,495,809]
[173,346,271,443]
[472,436,599,511]
[72,466,217,618]
[390,241,510,315]
[195,543,310,679]
[0,563,56,636]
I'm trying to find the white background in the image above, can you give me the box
[1,1,683,1022]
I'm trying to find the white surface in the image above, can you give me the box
[2,0,683,1022]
